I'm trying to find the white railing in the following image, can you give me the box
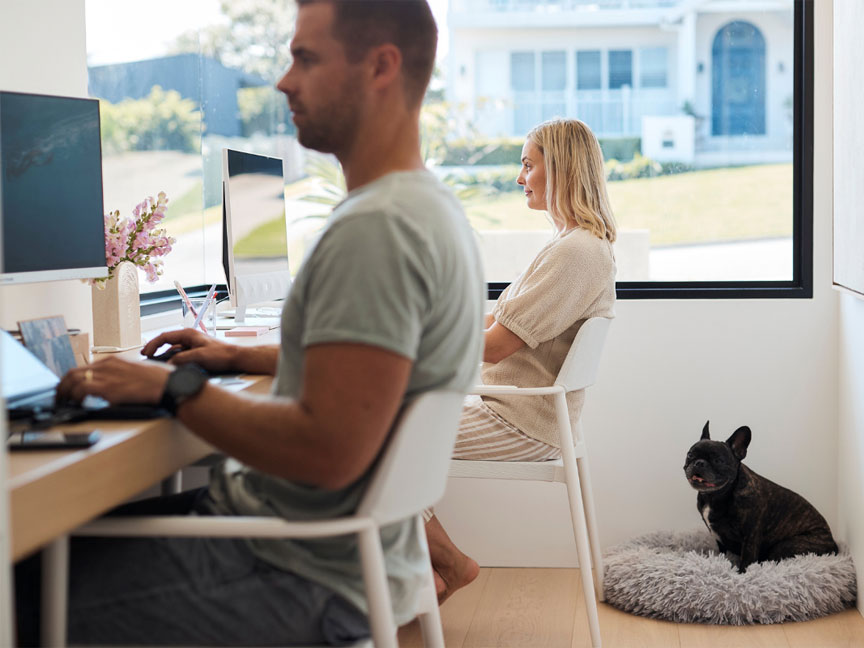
[505,87,676,138]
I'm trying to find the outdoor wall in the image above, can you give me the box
[834,0,864,616]
[0,0,92,335]
[436,0,837,566]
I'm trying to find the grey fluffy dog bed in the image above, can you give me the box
[603,529,857,625]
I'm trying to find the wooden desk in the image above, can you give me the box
[7,328,279,562]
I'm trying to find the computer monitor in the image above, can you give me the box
[221,148,290,323]
[0,91,107,284]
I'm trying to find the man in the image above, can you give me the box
[17,1,484,645]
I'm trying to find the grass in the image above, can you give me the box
[464,163,793,246]
[234,214,288,257]
[159,164,793,249]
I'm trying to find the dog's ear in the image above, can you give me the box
[726,426,751,460]
[701,420,711,440]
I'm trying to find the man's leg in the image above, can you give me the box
[16,490,369,646]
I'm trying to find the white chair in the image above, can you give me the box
[44,390,466,648]
[448,316,611,648]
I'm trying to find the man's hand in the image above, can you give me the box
[142,329,238,373]
[56,356,171,405]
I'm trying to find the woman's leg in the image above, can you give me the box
[425,396,559,603]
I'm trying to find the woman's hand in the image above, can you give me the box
[57,356,170,405]
[141,329,238,373]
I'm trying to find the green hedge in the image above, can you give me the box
[440,136,643,166]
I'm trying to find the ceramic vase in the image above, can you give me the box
[91,261,142,349]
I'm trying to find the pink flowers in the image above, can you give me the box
[91,191,176,287]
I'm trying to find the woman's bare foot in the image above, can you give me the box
[425,515,481,604]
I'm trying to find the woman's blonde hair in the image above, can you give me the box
[527,118,617,243]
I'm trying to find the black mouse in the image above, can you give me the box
[149,347,184,362]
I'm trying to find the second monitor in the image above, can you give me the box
[222,149,291,324]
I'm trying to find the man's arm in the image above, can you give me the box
[141,329,280,376]
[177,343,411,489]
[61,342,411,490]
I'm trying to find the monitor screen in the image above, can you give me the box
[222,149,290,316]
[0,91,107,284]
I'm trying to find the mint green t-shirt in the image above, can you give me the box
[208,170,484,623]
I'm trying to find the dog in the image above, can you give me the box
[683,421,837,572]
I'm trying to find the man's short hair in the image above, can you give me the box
[298,0,438,106]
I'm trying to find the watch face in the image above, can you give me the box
[170,365,208,398]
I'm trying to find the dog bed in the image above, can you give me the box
[603,529,857,625]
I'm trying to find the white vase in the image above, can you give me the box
[91,261,142,349]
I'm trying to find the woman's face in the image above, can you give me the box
[516,140,547,211]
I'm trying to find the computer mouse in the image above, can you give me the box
[149,347,185,363]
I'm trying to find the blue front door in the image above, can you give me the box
[712,21,766,136]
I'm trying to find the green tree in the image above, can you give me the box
[171,0,295,82]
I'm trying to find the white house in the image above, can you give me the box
[447,0,794,166]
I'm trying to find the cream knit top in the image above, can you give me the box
[482,227,616,448]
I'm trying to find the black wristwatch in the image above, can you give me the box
[159,363,209,416]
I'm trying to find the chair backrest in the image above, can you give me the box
[554,317,612,393]
[358,390,465,526]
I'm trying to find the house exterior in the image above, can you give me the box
[447,0,794,165]
[88,54,268,138]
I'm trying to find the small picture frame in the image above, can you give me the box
[17,315,77,378]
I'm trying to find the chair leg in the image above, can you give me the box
[576,453,605,601]
[357,526,398,648]
[41,535,69,648]
[556,396,602,648]
[414,516,445,648]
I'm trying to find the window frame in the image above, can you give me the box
[489,0,813,301]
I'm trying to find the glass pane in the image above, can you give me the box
[576,50,602,90]
[640,47,667,88]
[541,51,566,91]
[510,52,535,91]
[444,1,795,284]
[608,50,633,89]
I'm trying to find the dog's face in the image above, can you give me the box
[684,422,751,493]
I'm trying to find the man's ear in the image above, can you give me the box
[368,43,402,91]
[726,426,751,461]
[701,420,710,440]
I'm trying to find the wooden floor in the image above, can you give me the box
[397,568,864,648]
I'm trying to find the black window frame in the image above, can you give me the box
[490,0,813,301]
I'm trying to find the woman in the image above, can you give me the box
[426,118,618,602]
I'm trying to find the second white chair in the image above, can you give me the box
[448,316,612,648]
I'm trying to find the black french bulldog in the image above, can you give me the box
[684,421,838,572]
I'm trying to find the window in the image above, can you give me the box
[640,47,668,88]
[448,0,810,299]
[576,50,602,91]
[85,0,305,302]
[608,50,633,90]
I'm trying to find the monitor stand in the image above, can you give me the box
[233,271,291,324]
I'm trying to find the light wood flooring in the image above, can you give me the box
[397,568,864,648]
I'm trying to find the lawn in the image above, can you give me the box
[161,163,794,250]
[464,163,793,246]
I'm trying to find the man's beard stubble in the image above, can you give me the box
[293,75,363,155]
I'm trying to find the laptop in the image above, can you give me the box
[2,329,167,424]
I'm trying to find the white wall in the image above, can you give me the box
[437,0,838,566]
[834,0,864,616]
[0,0,93,334]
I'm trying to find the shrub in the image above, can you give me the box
[98,86,202,154]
